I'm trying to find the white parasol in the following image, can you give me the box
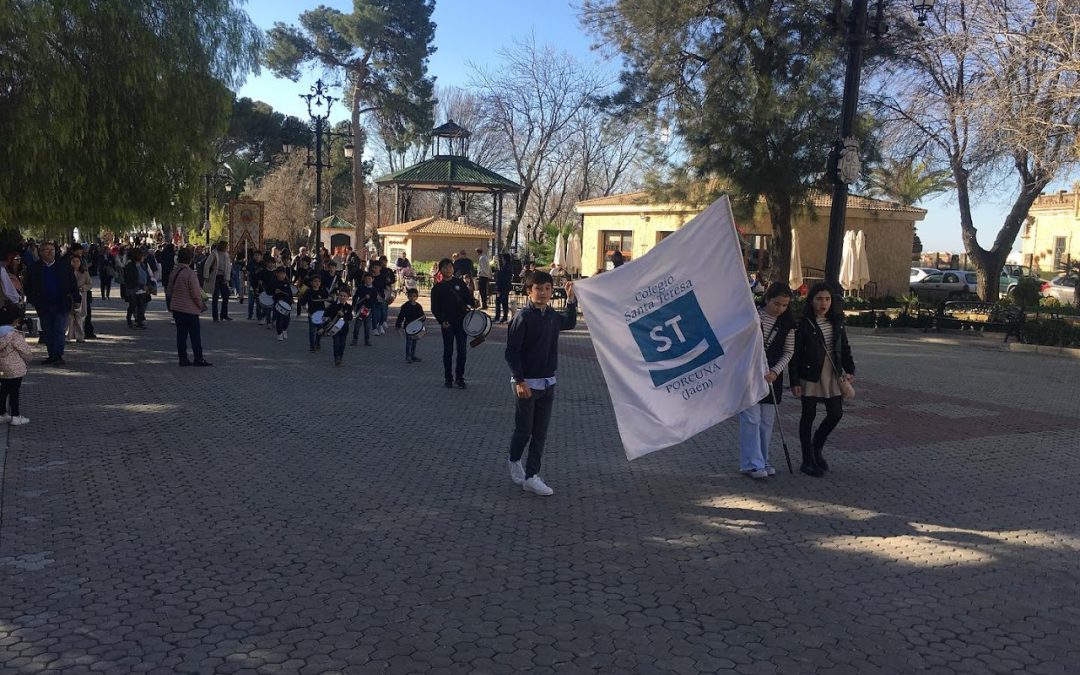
[855,230,871,290]
[552,231,566,269]
[566,232,582,276]
[839,230,858,291]
[789,228,804,291]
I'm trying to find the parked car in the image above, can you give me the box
[999,264,1050,299]
[910,269,980,302]
[910,267,937,283]
[1041,275,1079,305]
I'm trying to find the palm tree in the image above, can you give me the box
[866,157,954,206]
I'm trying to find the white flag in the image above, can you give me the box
[574,196,769,460]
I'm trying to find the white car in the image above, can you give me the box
[910,269,980,302]
[910,267,937,284]
[1041,275,1078,306]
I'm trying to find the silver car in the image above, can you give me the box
[910,267,937,283]
[910,269,980,302]
[1041,275,1078,306]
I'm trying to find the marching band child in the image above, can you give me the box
[351,272,376,346]
[269,265,293,341]
[300,273,330,353]
[323,286,354,366]
[394,287,425,363]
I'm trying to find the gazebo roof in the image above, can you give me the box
[374,156,522,193]
[319,214,355,230]
[431,119,471,138]
[378,216,495,238]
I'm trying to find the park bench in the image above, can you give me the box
[925,300,1025,343]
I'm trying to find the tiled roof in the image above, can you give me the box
[319,215,354,230]
[374,156,522,192]
[577,190,927,215]
[378,217,495,238]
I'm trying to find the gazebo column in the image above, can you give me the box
[394,184,400,225]
[376,185,381,232]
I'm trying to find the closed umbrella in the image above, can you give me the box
[552,231,565,269]
[789,228,804,292]
[855,230,871,290]
[840,230,857,291]
[567,232,582,276]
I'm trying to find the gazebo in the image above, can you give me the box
[374,120,522,250]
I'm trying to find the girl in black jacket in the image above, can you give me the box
[790,283,855,477]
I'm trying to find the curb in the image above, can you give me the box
[1004,342,1080,359]
[847,326,1080,358]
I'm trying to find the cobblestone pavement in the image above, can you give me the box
[1,297,1079,674]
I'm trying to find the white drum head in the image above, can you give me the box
[463,310,492,338]
[275,300,292,315]
[405,319,425,337]
[257,292,274,308]
[310,310,325,325]
[325,318,345,336]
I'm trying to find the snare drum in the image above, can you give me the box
[462,310,492,339]
[257,292,274,309]
[310,310,325,325]
[274,300,292,315]
[405,318,426,339]
[324,317,345,336]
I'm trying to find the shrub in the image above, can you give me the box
[1012,277,1043,308]
[1024,319,1080,348]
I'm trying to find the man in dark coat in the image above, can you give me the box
[23,241,80,365]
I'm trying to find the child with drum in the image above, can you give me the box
[351,273,377,346]
[323,286,354,367]
[300,274,330,353]
[269,266,293,341]
[395,287,426,363]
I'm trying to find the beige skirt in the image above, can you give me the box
[802,358,843,399]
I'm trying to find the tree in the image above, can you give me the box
[264,1,436,253]
[471,37,607,251]
[582,0,847,283]
[0,0,262,235]
[865,156,954,206]
[872,0,1080,299]
[249,151,315,247]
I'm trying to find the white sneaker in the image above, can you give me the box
[743,468,768,480]
[277,334,285,341]
[10,416,29,426]
[0,414,10,424]
[283,330,288,340]
[765,465,777,476]
[523,475,553,496]
[508,459,526,486]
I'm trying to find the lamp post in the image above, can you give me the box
[202,172,233,247]
[824,0,934,288]
[296,80,354,257]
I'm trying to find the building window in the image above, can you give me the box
[1053,236,1066,271]
[656,231,674,243]
[603,230,633,261]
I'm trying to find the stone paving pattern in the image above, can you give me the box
[1,297,1079,674]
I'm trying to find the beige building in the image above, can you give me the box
[1021,190,1080,274]
[378,216,493,264]
[575,191,927,298]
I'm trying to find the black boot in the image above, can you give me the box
[813,445,829,472]
[800,446,824,477]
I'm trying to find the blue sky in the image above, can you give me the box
[237,0,1012,254]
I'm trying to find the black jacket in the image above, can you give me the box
[353,285,377,310]
[323,301,353,333]
[505,300,578,382]
[495,263,513,292]
[301,286,329,316]
[790,315,855,386]
[430,278,475,325]
[760,311,796,404]
[24,259,80,313]
[395,301,425,328]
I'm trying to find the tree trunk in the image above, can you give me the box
[955,160,1049,301]
[764,194,793,287]
[503,182,532,252]
[351,87,367,253]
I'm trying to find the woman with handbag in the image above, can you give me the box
[66,256,92,342]
[790,282,855,477]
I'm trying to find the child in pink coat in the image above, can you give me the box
[0,305,33,425]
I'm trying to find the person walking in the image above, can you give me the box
[738,282,796,479]
[203,241,232,322]
[67,255,92,343]
[494,253,513,323]
[790,283,855,477]
[123,249,151,329]
[476,247,491,310]
[167,247,212,367]
[430,258,476,389]
[158,243,176,308]
[100,247,116,299]
[22,242,80,365]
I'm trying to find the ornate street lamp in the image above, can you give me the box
[824,0,934,288]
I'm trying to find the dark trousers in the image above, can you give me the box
[405,336,418,359]
[494,289,510,321]
[352,314,371,342]
[308,318,322,349]
[332,331,347,361]
[478,276,490,309]
[100,275,112,299]
[441,322,467,383]
[212,276,229,319]
[275,310,291,334]
[509,385,556,479]
[173,311,204,363]
[1,376,23,416]
[248,288,258,319]
[799,396,844,452]
[39,309,68,359]
[83,290,95,336]
[127,293,147,325]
